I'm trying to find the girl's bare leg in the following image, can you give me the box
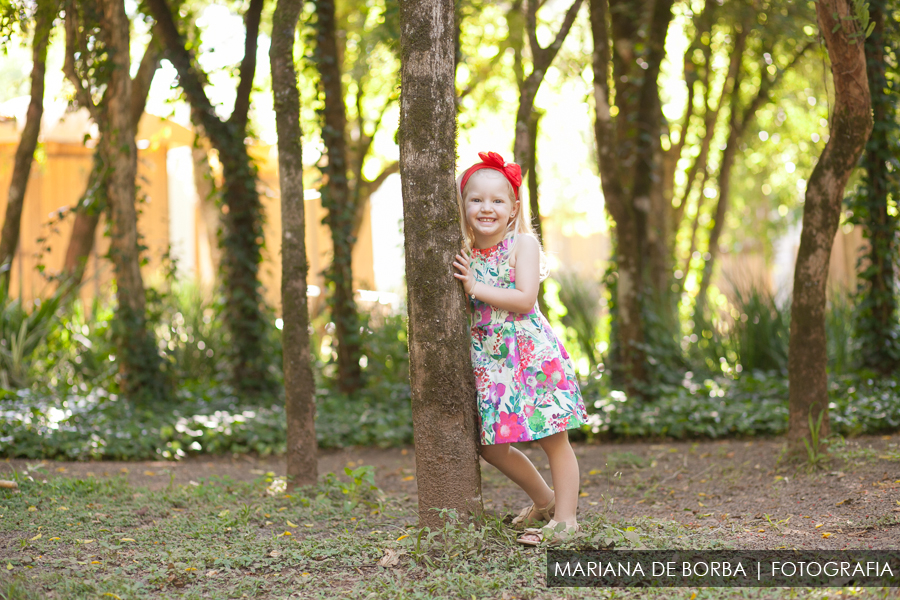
[480,443,554,513]
[537,431,579,526]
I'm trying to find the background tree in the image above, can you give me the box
[272,0,317,487]
[63,0,168,404]
[61,34,160,287]
[787,0,872,455]
[847,0,900,374]
[308,0,400,394]
[146,0,274,396]
[687,2,813,321]
[589,0,675,395]
[0,0,56,294]
[309,0,362,393]
[400,0,482,527]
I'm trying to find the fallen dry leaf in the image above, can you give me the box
[378,548,405,567]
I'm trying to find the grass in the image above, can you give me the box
[1,470,897,599]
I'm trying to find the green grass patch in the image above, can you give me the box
[3,470,896,599]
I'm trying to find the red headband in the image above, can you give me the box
[460,151,522,200]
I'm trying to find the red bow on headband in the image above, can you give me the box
[460,152,523,199]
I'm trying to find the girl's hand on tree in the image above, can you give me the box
[453,251,476,294]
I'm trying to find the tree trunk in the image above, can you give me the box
[0,0,53,294]
[788,0,872,456]
[400,0,482,527]
[854,0,899,373]
[527,109,549,315]
[590,0,675,394]
[61,30,160,290]
[313,0,363,394]
[271,0,317,488]
[511,0,583,173]
[99,0,167,405]
[146,0,272,395]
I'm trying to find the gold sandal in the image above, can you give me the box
[516,520,580,547]
[510,496,555,529]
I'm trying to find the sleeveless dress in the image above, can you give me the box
[469,236,588,445]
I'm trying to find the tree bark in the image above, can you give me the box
[145,0,272,394]
[0,0,54,293]
[313,0,363,394]
[590,0,675,394]
[788,0,872,456]
[400,0,482,527]
[62,157,104,287]
[98,0,168,404]
[271,0,317,488]
[61,31,161,289]
[854,0,898,373]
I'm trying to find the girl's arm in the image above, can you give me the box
[452,235,540,314]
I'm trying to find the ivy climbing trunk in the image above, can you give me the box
[400,0,482,527]
[61,34,159,289]
[312,0,363,394]
[146,0,273,395]
[850,0,899,373]
[271,0,317,487]
[0,0,54,294]
[98,0,168,405]
[788,0,871,456]
[589,0,675,396]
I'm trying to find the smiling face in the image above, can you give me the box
[463,170,519,248]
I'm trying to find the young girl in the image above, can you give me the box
[451,151,588,546]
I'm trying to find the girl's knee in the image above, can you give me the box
[479,443,509,464]
[537,431,571,452]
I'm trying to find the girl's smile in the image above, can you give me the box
[464,174,519,248]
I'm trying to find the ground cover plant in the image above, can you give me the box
[2,281,899,461]
[2,436,899,599]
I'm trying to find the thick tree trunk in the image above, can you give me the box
[271,0,317,488]
[855,1,898,373]
[61,32,160,289]
[400,0,482,527]
[313,0,363,394]
[99,0,167,404]
[0,0,53,293]
[788,0,871,456]
[590,0,680,394]
[146,0,272,394]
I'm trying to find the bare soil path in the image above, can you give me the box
[4,435,899,550]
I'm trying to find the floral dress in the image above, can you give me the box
[469,236,588,445]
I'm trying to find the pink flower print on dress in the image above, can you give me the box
[493,411,527,443]
[523,404,536,418]
[488,382,506,408]
[474,303,492,327]
[541,358,574,391]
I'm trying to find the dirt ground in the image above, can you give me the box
[3,435,899,550]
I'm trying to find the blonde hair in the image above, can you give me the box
[456,168,549,280]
